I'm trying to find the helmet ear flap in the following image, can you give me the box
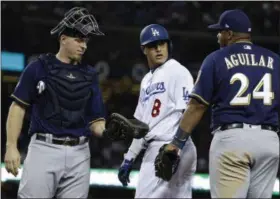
[169,40,173,52]
[168,40,173,54]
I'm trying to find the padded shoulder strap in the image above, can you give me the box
[37,53,56,72]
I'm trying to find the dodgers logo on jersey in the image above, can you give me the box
[141,82,166,102]
[183,87,189,103]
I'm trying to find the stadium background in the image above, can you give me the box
[1,1,279,198]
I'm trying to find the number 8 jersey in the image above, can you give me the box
[134,59,194,141]
[189,42,280,130]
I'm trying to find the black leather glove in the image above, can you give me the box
[154,144,180,181]
[104,113,149,140]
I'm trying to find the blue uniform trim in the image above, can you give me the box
[171,127,190,149]
[89,118,105,124]
[189,93,210,106]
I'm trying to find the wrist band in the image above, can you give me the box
[171,127,190,149]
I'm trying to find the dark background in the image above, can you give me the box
[1,1,280,198]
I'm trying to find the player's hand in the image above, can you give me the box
[4,146,21,177]
[118,159,134,186]
[154,143,180,181]
[164,143,180,153]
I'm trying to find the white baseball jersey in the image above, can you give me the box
[124,59,197,198]
[134,58,194,142]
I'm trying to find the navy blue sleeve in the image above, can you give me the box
[88,75,106,124]
[11,60,40,107]
[189,53,216,106]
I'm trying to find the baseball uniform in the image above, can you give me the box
[12,54,105,198]
[190,41,280,198]
[126,59,197,198]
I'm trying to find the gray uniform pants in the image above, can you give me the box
[18,134,91,198]
[209,124,279,198]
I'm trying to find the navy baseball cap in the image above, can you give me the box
[208,9,252,33]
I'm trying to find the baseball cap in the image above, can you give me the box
[208,9,252,33]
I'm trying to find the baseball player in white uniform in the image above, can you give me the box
[118,24,197,198]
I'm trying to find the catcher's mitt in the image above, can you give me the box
[154,144,180,181]
[104,113,149,140]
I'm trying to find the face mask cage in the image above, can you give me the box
[50,7,104,37]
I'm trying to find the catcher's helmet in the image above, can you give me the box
[140,24,172,53]
[50,7,104,37]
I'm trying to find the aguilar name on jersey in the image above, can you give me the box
[189,42,280,129]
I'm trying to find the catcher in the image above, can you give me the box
[4,7,148,199]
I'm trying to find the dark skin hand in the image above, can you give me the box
[164,98,208,152]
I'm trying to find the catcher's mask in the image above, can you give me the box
[50,7,104,38]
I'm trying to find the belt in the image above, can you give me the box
[147,139,155,144]
[36,134,89,146]
[219,123,279,133]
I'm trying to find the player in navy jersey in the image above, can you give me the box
[155,9,279,198]
[4,7,117,198]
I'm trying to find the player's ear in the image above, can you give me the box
[60,34,67,45]
[228,30,234,40]
[141,46,147,55]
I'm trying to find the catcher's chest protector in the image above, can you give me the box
[37,54,94,128]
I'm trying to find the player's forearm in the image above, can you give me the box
[6,102,26,148]
[89,120,105,137]
[125,138,145,161]
[171,98,207,149]
[180,98,207,133]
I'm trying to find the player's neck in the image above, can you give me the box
[229,37,252,45]
[148,60,157,70]
[148,58,169,71]
[56,50,78,65]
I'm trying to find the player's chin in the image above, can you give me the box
[74,55,83,62]
[154,57,168,65]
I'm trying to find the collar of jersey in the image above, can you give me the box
[150,58,171,74]
[54,56,82,68]
[234,41,253,44]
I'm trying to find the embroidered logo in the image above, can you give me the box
[182,87,190,102]
[151,28,160,36]
[37,81,46,94]
[66,73,76,79]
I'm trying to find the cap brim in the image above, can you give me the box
[208,23,224,30]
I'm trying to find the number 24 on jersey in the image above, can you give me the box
[230,73,274,106]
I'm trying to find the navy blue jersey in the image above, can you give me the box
[189,42,280,129]
[11,57,105,137]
